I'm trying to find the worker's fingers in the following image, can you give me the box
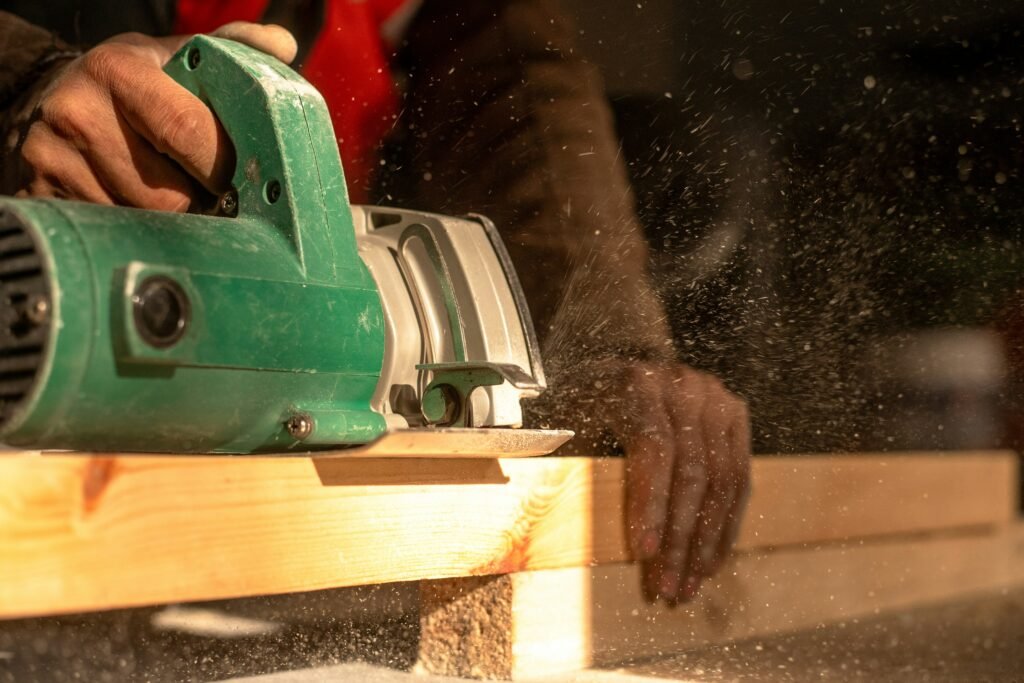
[211,22,298,64]
[54,97,194,211]
[687,380,744,578]
[655,368,712,603]
[25,23,297,210]
[598,360,751,607]
[78,42,234,192]
[658,462,709,604]
[18,123,116,205]
[717,401,752,563]
[620,371,677,562]
[118,95,232,195]
[90,113,196,212]
[112,23,297,65]
[105,31,184,63]
[18,33,250,208]
[36,69,199,211]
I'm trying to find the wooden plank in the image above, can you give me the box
[588,524,1024,666]
[735,451,1019,547]
[0,451,1016,618]
[423,524,1024,678]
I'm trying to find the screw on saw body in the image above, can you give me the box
[285,414,314,440]
[26,296,49,325]
[187,48,201,70]
[8,294,50,339]
[265,180,282,204]
[218,190,239,217]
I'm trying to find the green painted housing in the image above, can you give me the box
[0,36,388,452]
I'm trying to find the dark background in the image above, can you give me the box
[563,0,1024,453]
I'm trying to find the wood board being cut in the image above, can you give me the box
[418,524,1024,679]
[0,450,1017,619]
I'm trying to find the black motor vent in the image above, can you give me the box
[0,210,49,426]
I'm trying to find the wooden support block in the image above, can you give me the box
[417,576,515,679]
[417,524,1024,679]
[0,451,1016,618]
[417,571,591,680]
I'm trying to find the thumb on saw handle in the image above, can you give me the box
[155,23,297,70]
[200,23,297,65]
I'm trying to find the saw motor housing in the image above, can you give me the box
[0,36,556,453]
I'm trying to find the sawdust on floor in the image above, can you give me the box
[1,586,1022,682]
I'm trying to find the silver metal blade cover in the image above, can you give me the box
[352,206,550,433]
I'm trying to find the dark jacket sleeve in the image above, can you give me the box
[379,0,675,367]
[0,11,80,194]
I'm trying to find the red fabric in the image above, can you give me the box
[302,1,399,203]
[174,0,269,32]
[369,0,409,24]
[173,0,405,203]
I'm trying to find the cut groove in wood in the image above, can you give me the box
[0,451,1016,618]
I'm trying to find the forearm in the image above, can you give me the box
[382,0,674,362]
[0,11,79,194]
[517,54,674,363]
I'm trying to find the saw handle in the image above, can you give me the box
[163,35,358,283]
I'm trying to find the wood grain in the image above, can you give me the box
[734,451,1019,547]
[0,451,1016,618]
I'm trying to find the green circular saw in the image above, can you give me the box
[0,36,571,457]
